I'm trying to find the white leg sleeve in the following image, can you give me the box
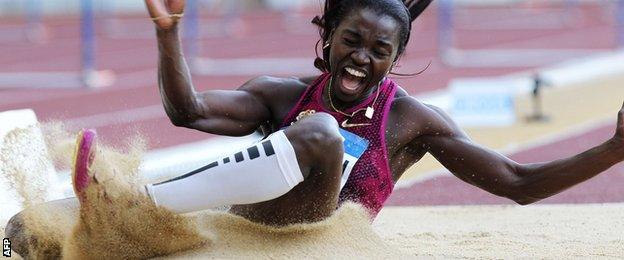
[144,130,304,214]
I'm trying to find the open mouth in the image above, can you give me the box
[339,67,367,95]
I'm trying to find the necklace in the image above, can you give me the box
[327,76,381,120]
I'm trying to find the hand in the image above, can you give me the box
[613,101,624,149]
[615,101,624,142]
[145,0,185,30]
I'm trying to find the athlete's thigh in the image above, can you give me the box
[230,114,344,226]
[229,168,340,226]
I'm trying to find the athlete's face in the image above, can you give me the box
[328,8,400,103]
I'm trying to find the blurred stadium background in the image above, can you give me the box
[1,0,624,206]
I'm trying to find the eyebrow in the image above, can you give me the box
[344,29,361,37]
[376,40,393,48]
[344,29,394,48]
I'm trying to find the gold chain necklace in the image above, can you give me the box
[327,77,381,120]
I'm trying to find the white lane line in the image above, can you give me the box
[192,57,318,76]
[0,69,157,106]
[443,48,612,68]
[0,72,84,89]
[63,104,164,129]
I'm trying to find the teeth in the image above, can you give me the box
[345,67,366,78]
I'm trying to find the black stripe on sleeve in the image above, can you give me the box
[247,146,260,160]
[234,152,244,162]
[154,161,219,186]
[262,140,275,156]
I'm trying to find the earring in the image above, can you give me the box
[386,62,397,75]
[323,42,330,49]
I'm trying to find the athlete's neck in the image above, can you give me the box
[324,80,380,112]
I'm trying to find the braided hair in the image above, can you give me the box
[312,0,433,73]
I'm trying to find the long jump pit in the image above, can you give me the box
[2,74,624,258]
[2,114,624,259]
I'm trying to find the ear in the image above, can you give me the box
[325,29,336,48]
[404,0,434,22]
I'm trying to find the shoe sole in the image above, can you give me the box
[72,129,97,203]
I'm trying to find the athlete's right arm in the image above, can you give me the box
[146,0,271,136]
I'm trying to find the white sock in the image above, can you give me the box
[144,130,304,213]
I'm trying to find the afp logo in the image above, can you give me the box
[2,238,10,257]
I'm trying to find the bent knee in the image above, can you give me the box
[308,112,339,125]
[301,131,343,154]
[286,117,343,155]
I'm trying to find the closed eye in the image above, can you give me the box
[374,49,390,58]
[343,38,357,46]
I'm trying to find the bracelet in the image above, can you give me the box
[151,13,184,21]
[290,109,316,125]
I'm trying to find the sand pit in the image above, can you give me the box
[2,113,623,258]
[375,204,624,259]
[6,201,624,259]
[1,123,405,259]
[162,203,624,259]
[166,203,403,259]
[9,201,403,259]
[0,124,622,258]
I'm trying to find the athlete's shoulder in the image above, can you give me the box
[389,87,454,131]
[240,75,308,99]
[243,75,308,90]
[390,88,430,115]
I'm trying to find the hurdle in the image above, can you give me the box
[185,0,201,63]
[101,0,165,40]
[0,0,47,44]
[185,0,318,76]
[438,0,622,68]
[0,0,113,89]
[619,0,624,47]
[105,0,316,76]
[102,0,232,40]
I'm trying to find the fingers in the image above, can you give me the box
[618,102,624,125]
[166,0,185,14]
[145,0,182,29]
[145,0,169,19]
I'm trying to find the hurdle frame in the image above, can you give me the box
[0,0,113,89]
[0,0,46,44]
[619,0,624,46]
[184,0,318,76]
[438,0,624,68]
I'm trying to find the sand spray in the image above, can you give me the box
[2,123,400,259]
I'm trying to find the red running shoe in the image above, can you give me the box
[72,129,97,203]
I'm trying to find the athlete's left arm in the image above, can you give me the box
[415,102,624,205]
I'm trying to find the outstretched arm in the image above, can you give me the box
[145,0,270,136]
[414,103,624,204]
